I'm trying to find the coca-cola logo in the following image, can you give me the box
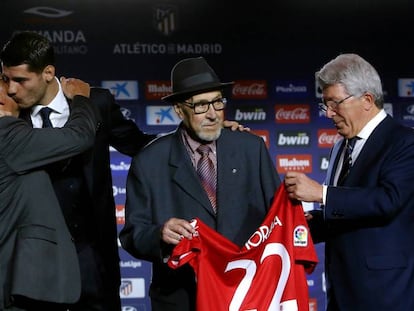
[318,129,341,147]
[274,104,310,123]
[232,80,267,99]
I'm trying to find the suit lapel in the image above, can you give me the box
[215,130,239,216]
[82,150,94,195]
[346,116,392,184]
[327,139,344,185]
[19,109,33,126]
[66,98,95,195]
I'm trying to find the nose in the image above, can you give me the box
[6,81,17,97]
[326,107,336,119]
[204,103,217,118]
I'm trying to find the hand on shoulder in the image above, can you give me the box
[60,76,90,99]
[223,120,250,132]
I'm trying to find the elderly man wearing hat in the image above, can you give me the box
[120,57,281,311]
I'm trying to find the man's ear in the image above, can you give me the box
[43,65,55,83]
[361,92,375,111]
[173,104,184,120]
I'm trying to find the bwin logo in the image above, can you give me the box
[24,7,73,18]
[277,132,310,146]
[320,156,329,170]
[234,108,266,122]
[122,307,137,311]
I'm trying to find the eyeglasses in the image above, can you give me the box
[319,94,354,112]
[182,97,227,114]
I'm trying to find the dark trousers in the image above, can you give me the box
[67,244,106,311]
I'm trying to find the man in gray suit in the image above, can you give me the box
[120,57,281,311]
[0,78,98,311]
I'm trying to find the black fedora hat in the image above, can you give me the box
[162,57,234,102]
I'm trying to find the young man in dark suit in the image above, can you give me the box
[285,53,414,311]
[120,57,281,311]
[0,31,154,311]
[0,78,98,310]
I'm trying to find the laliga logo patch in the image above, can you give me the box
[293,225,308,247]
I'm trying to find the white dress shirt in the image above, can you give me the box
[322,109,387,204]
[30,77,70,128]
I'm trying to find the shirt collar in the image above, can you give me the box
[32,77,68,116]
[180,126,217,155]
[356,109,387,140]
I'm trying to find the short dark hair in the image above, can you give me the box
[1,31,55,73]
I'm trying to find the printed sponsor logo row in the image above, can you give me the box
[100,79,414,101]
[117,101,413,127]
[104,80,303,100]
[142,104,315,126]
[251,129,340,148]
[146,106,414,129]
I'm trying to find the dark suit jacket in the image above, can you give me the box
[24,88,154,311]
[0,95,97,309]
[120,127,281,311]
[309,115,414,311]
[20,88,154,310]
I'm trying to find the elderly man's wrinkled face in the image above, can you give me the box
[322,84,369,139]
[174,90,225,143]
[0,79,19,117]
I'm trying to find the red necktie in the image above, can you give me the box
[196,145,217,213]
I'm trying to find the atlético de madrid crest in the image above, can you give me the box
[153,5,177,36]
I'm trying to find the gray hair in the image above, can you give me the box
[316,53,384,108]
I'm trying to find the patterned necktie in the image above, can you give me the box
[196,144,217,213]
[39,107,54,128]
[337,137,358,185]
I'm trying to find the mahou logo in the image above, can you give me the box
[275,104,310,123]
[116,205,125,225]
[145,80,172,100]
[232,80,267,99]
[318,129,342,148]
[276,154,312,173]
